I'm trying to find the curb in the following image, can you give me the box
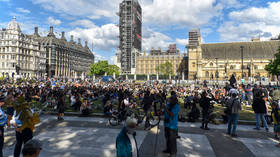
[42,111,257,126]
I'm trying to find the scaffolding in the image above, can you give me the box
[119,0,142,74]
[189,29,201,47]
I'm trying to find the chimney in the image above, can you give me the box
[61,31,66,41]
[34,27,39,36]
[78,38,81,45]
[70,35,74,42]
[47,26,55,37]
[50,26,53,34]
[85,41,88,47]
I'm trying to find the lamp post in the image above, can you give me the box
[240,46,244,80]
[215,58,218,85]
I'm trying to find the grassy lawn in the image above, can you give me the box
[178,98,257,121]
[30,95,260,122]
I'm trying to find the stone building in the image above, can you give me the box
[136,44,187,79]
[187,29,280,81]
[0,17,46,79]
[0,17,94,79]
[37,27,94,79]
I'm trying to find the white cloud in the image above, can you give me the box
[70,20,96,28]
[218,0,243,9]
[47,17,62,26]
[92,52,107,62]
[16,8,30,14]
[142,28,172,51]
[142,0,223,27]
[31,0,225,28]
[0,0,9,2]
[218,1,280,42]
[68,23,119,51]
[31,0,121,20]
[176,38,189,46]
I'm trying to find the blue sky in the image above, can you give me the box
[1,0,280,63]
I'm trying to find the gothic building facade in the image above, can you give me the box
[188,29,280,81]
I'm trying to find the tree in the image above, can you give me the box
[156,61,174,76]
[265,48,280,81]
[107,65,120,76]
[89,61,120,76]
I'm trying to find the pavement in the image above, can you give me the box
[3,115,280,157]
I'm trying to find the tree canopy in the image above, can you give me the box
[156,61,174,76]
[89,61,120,76]
[265,48,280,78]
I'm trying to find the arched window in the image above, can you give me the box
[210,63,213,67]
[230,65,234,69]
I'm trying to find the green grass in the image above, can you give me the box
[178,97,257,121]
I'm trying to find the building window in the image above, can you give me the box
[210,63,213,67]
[230,65,234,70]
[254,65,258,70]
[205,71,209,77]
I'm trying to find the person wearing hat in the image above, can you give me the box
[116,117,138,157]
[22,139,42,157]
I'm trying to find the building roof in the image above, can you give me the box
[7,17,21,32]
[37,35,93,56]
[201,40,280,60]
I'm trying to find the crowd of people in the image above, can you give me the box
[0,76,279,157]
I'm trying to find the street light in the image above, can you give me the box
[215,58,218,85]
[240,46,244,80]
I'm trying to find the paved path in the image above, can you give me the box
[3,115,280,157]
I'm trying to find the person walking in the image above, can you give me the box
[252,90,269,131]
[163,95,180,157]
[226,93,242,137]
[116,117,138,157]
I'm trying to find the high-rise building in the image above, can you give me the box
[119,0,142,74]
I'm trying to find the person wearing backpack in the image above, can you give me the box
[226,93,242,137]
[12,94,40,157]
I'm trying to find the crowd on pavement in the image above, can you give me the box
[0,75,279,157]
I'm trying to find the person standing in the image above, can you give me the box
[116,117,138,157]
[245,84,253,106]
[252,91,269,131]
[226,93,242,137]
[200,91,213,130]
[0,98,8,157]
[12,95,40,157]
[57,91,65,121]
[163,95,180,157]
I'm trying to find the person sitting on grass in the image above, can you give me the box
[104,100,113,116]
